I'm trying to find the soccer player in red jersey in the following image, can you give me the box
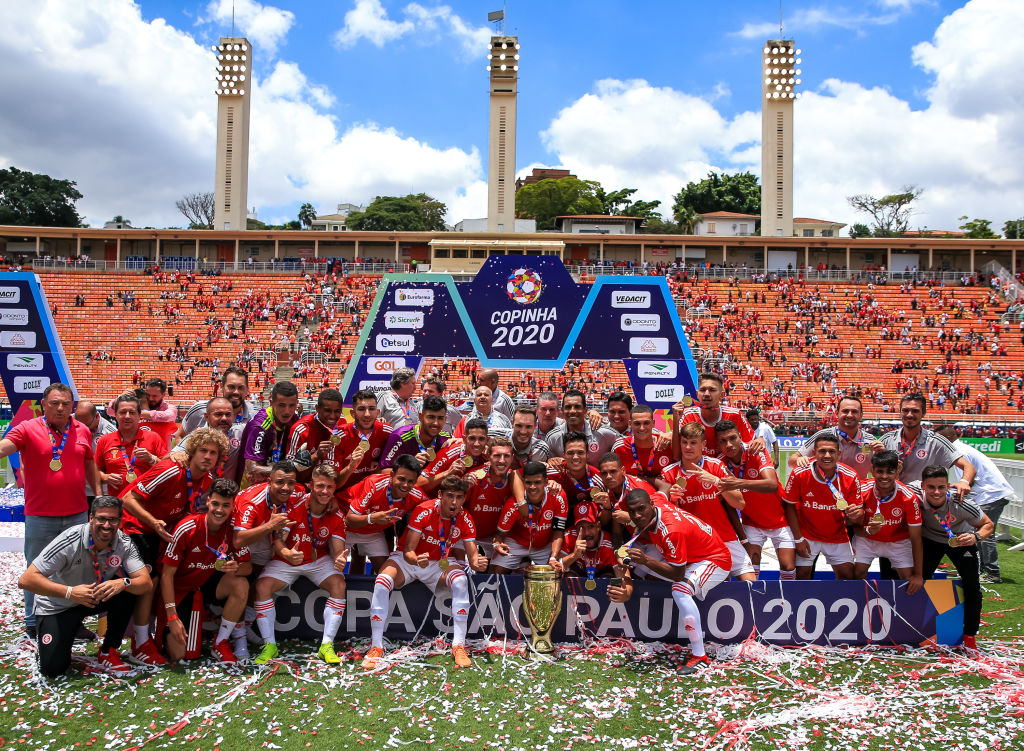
[459,437,523,559]
[546,432,606,525]
[157,478,251,663]
[622,489,731,674]
[851,450,924,593]
[253,465,349,665]
[121,428,228,665]
[491,461,569,572]
[418,418,490,496]
[233,462,307,569]
[286,389,347,481]
[612,405,675,485]
[346,455,429,573]
[674,372,760,458]
[783,434,861,580]
[96,393,168,495]
[333,388,392,492]
[555,502,631,600]
[661,423,755,581]
[714,420,799,580]
[362,476,488,670]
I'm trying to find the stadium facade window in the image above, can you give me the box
[453,248,469,258]
[434,248,450,258]
[471,249,487,259]
[821,229,834,237]
[803,229,814,237]
[707,223,716,234]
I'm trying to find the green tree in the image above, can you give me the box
[298,202,317,229]
[848,223,872,239]
[958,216,999,239]
[846,186,923,237]
[673,205,697,234]
[0,166,83,227]
[1004,218,1024,239]
[515,177,602,230]
[346,193,447,232]
[640,217,683,234]
[672,171,760,218]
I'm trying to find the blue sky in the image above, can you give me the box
[1,0,1021,233]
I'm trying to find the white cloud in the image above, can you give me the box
[734,4,907,39]
[204,0,295,55]
[541,0,1024,234]
[334,0,489,58]
[0,0,486,228]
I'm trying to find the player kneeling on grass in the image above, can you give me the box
[362,475,488,670]
[254,465,349,665]
[849,450,924,594]
[490,461,568,573]
[157,478,251,663]
[554,501,632,601]
[19,495,152,677]
[622,489,731,675]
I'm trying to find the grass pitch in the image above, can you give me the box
[0,544,1022,751]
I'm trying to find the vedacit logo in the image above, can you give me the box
[620,313,661,331]
[6,354,43,371]
[0,287,21,303]
[375,333,414,352]
[395,289,435,307]
[637,361,677,379]
[611,291,651,308]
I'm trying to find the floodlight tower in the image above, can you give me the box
[486,35,519,232]
[760,40,801,238]
[212,37,252,232]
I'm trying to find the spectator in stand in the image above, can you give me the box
[377,367,419,429]
[746,409,779,469]
[936,426,1017,584]
[477,369,516,421]
[0,384,99,639]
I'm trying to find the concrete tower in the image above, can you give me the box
[760,40,801,238]
[212,37,252,232]
[486,35,519,232]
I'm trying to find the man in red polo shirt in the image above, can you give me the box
[96,393,167,496]
[0,383,98,638]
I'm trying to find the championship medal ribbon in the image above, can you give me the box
[204,518,231,570]
[630,438,658,477]
[306,503,318,561]
[88,533,112,585]
[814,463,848,510]
[43,416,71,472]
[415,426,436,462]
[185,468,202,513]
[356,427,372,453]
[870,489,896,529]
[898,429,919,462]
[617,517,654,564]
[437,514,453,570]
[583,548,597,590]
[676,457,706,488]
[122,438,139,483]
[836,427,867,455]
[932,496,962,547]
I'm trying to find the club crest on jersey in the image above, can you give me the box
[589,442,599,453]
[318,527,330,539]
[701,481,714,490]
[373,448,382,458]
[108,555,121,567]
[659,456,669,467]
[856,453,867,463]
[892,507,903,517]
[747,469,758,478]
[451,528,462,539]
[543,509,554,520]
[916,448,927,459]
[230,437,241,448]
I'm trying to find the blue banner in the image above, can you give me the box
[273,575,963,647]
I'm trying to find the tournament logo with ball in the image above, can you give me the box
[108,555,121,568]
[543,509,554,521]
[916,448,928,459]
[506,268,543,305]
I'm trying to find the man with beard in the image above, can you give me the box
[419,377,464,435]
[178,366,257,436]
[187,397,246,484]
[242,381,301,485]
[555,501,632,601]
[791,396,882,480]
[545,390,620,464]
[508,406,552,469]
[380,395,452,469]
[459,437,523,560]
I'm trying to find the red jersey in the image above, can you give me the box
[401,500,477,560]
[275,494,346,565]
[722,448,787,530]
[347,474,428,533]
[782,462,861,544]
[334,419,392,489]
[234,481,308,535]
[497,489,568,550]
[644,505,731,570]
[608,474,658,512]
[680,405,754,456]
[286,414,342,458]
[465,470,516,538]
[96,427,168,492]
[660,457,737,541]
[612,436,673,482]
[121,459,211,536]
[547,463,605,507]
[421,442,488,493]
[162,513,250,591]
[859,480,922,543]
[560,528,618,575]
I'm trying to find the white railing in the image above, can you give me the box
[30,258,408,274]
[572,265,981,284]
[988,459,1024,536]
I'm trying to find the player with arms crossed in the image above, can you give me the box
[362,476,488,670]
[253,465,349,665]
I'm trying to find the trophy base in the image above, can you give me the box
[525,639,557,659]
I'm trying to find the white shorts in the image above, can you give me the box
[682,560,730,600]
[796,539,854,568]
[854,536,914,569]
[453,538,493,560]
[347,530,391,558]
[259,556,340,588]
[491,539,553,571]
[248,538,272,567]
[725,539,756,578]
[743,524,795,550]
[386,551,467,592]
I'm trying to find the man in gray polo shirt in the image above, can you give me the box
[508,405,552,469]
[791,396,883,480]
[18,495,152,677]
[879,394,974,493]
[545,390,620,464]
[376,367,419,428]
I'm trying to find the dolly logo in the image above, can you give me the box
[506,268,543,304]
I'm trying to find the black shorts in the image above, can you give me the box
[175,572,228,619]
[130,533,161,572]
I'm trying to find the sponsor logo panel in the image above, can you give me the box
[644,384,686,402]
[637,361,677,379]
[383,311,425,330]
[0,287,21,303]
[0,331,36,348]
[6,354,43,370]
[394,289,435,307]
[620,314,661,331]
[629,337,668,355]
[13,376,49,393]
[367,357,406,373]
[0,309,29,326]
[375,334,415,352]
[611,291,651,309]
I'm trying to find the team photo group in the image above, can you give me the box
[5,363,1003,678]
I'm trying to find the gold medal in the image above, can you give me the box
[616,545,629,560]
[589,487,602,499]
[125,471,137,483]
[426,448,436,461]
[870,512,885,524]
[675,476,687,488]
[49,459,62,472]
[358,439,370,452]
[948,536,960,548]
[584,578,597,591]
[461,455,474,468]
[835,498,848,511]
[438,557,450,571]
[473,469,487,480]
[330,433,342,446]
[214,558,226,571]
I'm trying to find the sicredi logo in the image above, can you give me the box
[394,289,435,307]
[629,336,668,355]
[14,376,49,394]
[620,313,661,331]
[384,310,425,330]
[0,330,36,348]
[638,361,677,379]
[0,287,20,303]
[358,380,391,394]
[645,384,685,402]
[972,439,1001,453]
[0,309,29,326]
[611,291,651,308]
[7,354,43,371]
[375,333,414,352]
[367,357,406,373]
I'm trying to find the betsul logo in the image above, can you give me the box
[638,361,677,379]
[395,289,435,306]
[620,314,661,331]
[611,290,650,308]
[367,357,406,373]
[7,354,43,371]
[375,334,414,352]
[383,311,425,330]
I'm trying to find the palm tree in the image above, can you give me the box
[298,202,317,229]
[674,205,697,234]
